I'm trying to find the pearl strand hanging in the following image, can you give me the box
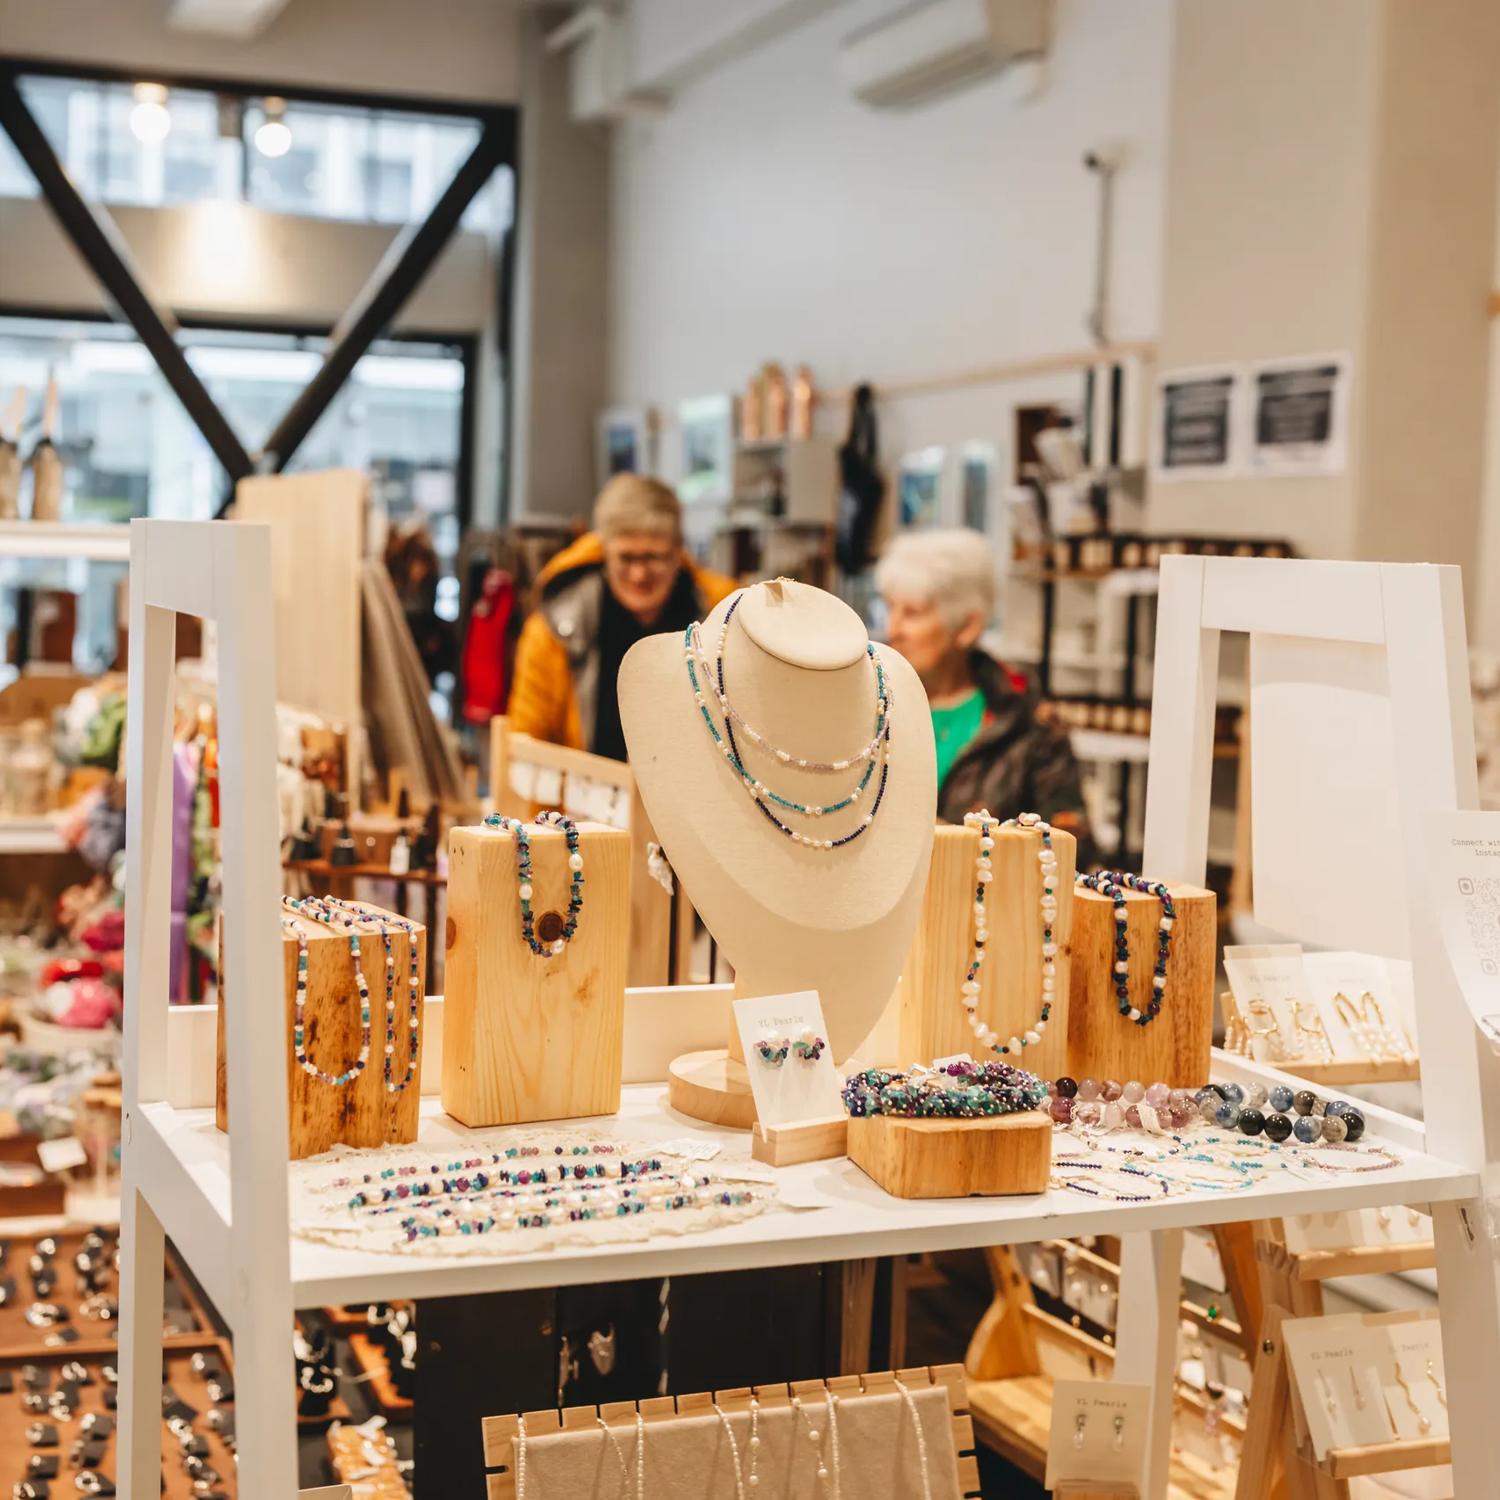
[959,811,1057,1057]
[893,1379,934,1500]
[323,896,421,1095]
[713,1404,748,1500]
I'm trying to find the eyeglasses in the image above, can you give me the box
[609,548,678,574]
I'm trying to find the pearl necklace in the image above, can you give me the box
[792,1392,841,1496]
[683,595,892,850]
[1075,869,1175,1025]
[322,896,421,1095]
[483,812,585,955]
[959,810,1059,1058]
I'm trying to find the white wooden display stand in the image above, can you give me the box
[115,527,1498,1500]
[1122,555,1500,1500]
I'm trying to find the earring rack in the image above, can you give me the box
[480,1363,980,1500]
[1219,992,1420,1087]
[1234,1219,1446,1498]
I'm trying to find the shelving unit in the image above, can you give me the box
[114,525,1500,1499]
[0,812,66,853]
[0,518,133,563]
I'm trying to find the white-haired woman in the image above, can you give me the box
[876,528,1091,847]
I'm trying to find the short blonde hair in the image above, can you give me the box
[593,474,682,543]
[875,528,998,632]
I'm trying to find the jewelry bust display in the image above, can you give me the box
[622,578,936,1077]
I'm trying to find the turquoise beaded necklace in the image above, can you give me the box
[281,897,372,1089]
[683,592,892,850]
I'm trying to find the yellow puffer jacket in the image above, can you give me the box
[508,532,737,751]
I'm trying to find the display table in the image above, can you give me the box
[132,1060,1473,1313]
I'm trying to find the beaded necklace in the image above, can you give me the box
[342,1157,666,1211]
[684,593,892,850]
[281,898,371,1088]
[482,812,585,956]
[322,896,421,1095]
[892,1379,934,1500]
[1074,869,1175,1025]
[959,811,1060,1058]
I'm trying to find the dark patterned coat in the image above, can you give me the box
[937,650,1094,863]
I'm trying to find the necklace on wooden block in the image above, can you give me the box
[483,811,585,955]
[1074,869,1175,1025]
[281,897,371,1088]
[684,592,892,850]
[321,896,421,1095]
[958,810,1059,1058]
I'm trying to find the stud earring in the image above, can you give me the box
[1112,1414,1125,1452]
[1073,1412,1087,1449]
[755,1035,789,1068]
[793,1028,826,1062]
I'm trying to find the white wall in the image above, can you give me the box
[0,0,520,104]
[608,0,1174,470]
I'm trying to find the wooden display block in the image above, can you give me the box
[1065,881,1214,1089]
[667,1048,757,1129]
[216,900,425,1160]
[443,820,629,1126]
[751,1114,848,1166]
[846,1110,1051,1198]
[899,821,1075,1081]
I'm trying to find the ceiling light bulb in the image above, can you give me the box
[254,98,292,158]
[130,82,171,144]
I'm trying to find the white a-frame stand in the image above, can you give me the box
[117,519,301,1498]
[1124,555,1500,1497]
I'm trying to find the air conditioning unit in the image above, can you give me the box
[838,0,1050,109]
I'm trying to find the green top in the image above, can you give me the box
[931,689,986,789]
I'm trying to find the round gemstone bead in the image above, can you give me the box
[1102,1079,1124,1102]
[1077,1077,1101,1101]
[1263,1113,1293,1143]
[1341,1109,1366,1142]
[1320,1114,1348,1143]
[1292,1115,1322,1144]
[1219,1081,1244,1106]
[1055,1076,1079,1099]
[1124,1104,1142,1129]
[1144,1081,1171,1109]
[1237,1108,1266,1136]
[1243,1083,1269,1109]
[1049,1097,1073,1124]
[1214,1101,1241,1128]
[1269,1085,1295,1113]
[1122,1080,1145,1104]
[1103,1101,1125,1130]
[1199,1097,1221,1122]
[1293,1090,1318,1117]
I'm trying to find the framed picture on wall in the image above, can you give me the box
[897,446,946,528]
[597,406,651,489]
[677,394,735,505]
[960,441,999,536]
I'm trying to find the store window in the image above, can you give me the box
[0,74,509,230]
[0,317,468,669]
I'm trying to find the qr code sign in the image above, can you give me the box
[1459,875,1500,976]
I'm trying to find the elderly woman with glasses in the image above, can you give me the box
[877,528,1092,849]
[509,475,737,760]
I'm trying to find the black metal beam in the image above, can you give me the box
[254,113,513,478]
[0,73,255,485]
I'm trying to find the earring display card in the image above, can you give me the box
[1044,1380,1149,1489]
[1223,943,1308,1061]
[1282,1310,1445,1460]
[734,991,843,1130]
[1283,1206,1431,1255]
[1302,952,1417,1061]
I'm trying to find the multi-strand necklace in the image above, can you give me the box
[1075,869,1175,1025]
[684,592,892,850]
[323,896,421,1095]
[959,810,1060,1058]
[482,811,585,956]
[281,909,370,1089]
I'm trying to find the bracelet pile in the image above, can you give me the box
[842,1060,1048,1119]
[1193,1081,1366,1144]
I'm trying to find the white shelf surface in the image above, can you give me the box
[1071,728,1153,763]
[0,814,67,853]
[0,519,132,562]
[139,1081,1478,1314]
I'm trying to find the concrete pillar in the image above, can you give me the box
[508,9,611,522]
[1148,0,1500,595]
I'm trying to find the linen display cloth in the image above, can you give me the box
[508,1385,960,1500]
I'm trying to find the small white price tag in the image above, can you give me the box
[36,1137,88,1173]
